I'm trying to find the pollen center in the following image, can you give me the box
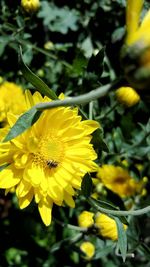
[33,135,64,169]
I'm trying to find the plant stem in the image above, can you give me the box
[88,198,150,216]
[35,84,111,110]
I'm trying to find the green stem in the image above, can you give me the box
[96,102,119,119]
[54,218,87,232]
[35,84,111,110]
[88,198,150,216]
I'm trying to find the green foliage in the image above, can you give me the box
[0,0,150,266]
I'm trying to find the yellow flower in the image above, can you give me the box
[121,0,150,90]
[78,211,94,228]
[80,242,95,260]
[95,213,127,241]
[0,81,26,125]
[0,90,99,226]
[116,87,140,107]
[21,0,40,13]
[96,165,144,198]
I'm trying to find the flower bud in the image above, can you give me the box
[21,0,40,13]
[78,211,94,228]
[116,86,140,107]
[80,242,95,260]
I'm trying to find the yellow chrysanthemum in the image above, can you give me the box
[78,211,94,228]
[80,242,95,260]
[96,165,144,198]
[0,81,26,125]
[21,0,40,13]
[95,213,127,241]
[116,87,140,107]
[0,90,99,226]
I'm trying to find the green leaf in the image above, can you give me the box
[94,244,115,259]
[115,217,127,262]
[87,48,105,78]
[92,128,109,152]
[4,108,42,142]
[19,47,57,100]
[81,173,93,198]
[38,2,79,34]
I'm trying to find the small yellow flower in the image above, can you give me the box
[78,211,94,228]
[95,213,127,241]
[0,81,26,125]
[116,87,140,107]
[21,0,40,13]
[97,164,144,198]
[0,90,99,226]
[80,241,95,260]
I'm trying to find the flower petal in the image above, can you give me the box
[0,165,20,188]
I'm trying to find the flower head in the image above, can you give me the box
[116,86,140,107]
[95,213,127,241]
[21,0,40,13]
[0,81,26,125]
[80,241,95,260]
[78,211,94,228]
[0,91,99,226]
[96,164,144,198]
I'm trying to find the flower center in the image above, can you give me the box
[33,135,64,169]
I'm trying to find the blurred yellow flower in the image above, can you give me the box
[44,41,54,50]
[116,87,140,107]
[0,81,26,125]
[97,165,144,198]
[95,213,127,241]
[0,90,99,226]
[21,0,40,13]
[121,0,150,90]
[78,211,94,228]
[80,241,95,260]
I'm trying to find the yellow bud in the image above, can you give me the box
[21,0,40,13]
[116,86,140,107]
[80,242,95,260]
[44,41,54,50]
[78,211,94,228]
[95,213,127,241]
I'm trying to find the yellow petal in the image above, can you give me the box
[126,0,143,44]
[38,199,53,226]
[16,179,31,198]
[19,190,33,209]
[81,120,100,134]
[0,165,20,188]
[64,192,75,208]
[24,163,44,186]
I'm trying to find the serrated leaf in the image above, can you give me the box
[4,108,42,142]
[81,173,93,197]
[115,217,127,262]
[19,47,57,100]
[38,2,79,34]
